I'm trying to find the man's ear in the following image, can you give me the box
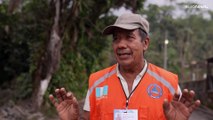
[143,37,150,51]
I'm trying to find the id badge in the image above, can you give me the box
[114,109,138,120]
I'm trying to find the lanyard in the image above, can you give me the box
[117,63,148,109]
[118,77,143,109]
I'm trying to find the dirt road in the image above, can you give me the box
[189,105,213,120]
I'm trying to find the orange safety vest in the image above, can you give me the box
[88,63,178,120]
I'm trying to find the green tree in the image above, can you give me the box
[140,3,213,81]
[0,0,146,110]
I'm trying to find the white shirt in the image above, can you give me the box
[117,60,148,97]
[83,60,181,111]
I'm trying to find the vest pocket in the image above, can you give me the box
[95,97,113,120]
[93,100,101,120]
[103,99,114,120]
[139,106,149,120]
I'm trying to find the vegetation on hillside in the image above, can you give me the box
[0,0,212,112]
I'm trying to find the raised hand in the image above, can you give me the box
[163,89,201,120]
[49,88,79,120]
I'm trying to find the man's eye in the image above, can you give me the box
[113,37,118,41]
[127,35,134,39]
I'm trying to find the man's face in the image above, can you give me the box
[112,28,149,68]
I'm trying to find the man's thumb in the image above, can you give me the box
[163,99,170,114]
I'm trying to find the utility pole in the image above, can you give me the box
[164,31,169,69]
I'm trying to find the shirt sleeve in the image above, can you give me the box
[177,85,182,101]
[83,90,90,111]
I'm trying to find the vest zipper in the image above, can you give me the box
[118,65,148,109]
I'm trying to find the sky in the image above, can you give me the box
[146,0,212,18]
[112,0,213,18]
[146,0,213,10]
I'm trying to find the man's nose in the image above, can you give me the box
[117,38,127,48]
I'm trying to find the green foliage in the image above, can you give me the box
[141,4,213,81]
[46,0,145,99]
[49,52,88,99]
[47,41,112,99]
[0,5,30,84]
[1,0,213,106]
[15,73,32,99]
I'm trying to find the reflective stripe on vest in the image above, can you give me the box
[147,69,175,95]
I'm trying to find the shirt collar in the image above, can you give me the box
[116,59,148,80]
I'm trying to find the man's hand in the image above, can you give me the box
[163,89,201,120]
[49,88,79,120]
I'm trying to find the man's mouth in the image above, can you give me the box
[117,53,131,56]
[116,49,132,59]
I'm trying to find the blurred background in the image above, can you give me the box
[0,0,213,119]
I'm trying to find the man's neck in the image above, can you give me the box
[118,60,145,93]
[119,61,144,75]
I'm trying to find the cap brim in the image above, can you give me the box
[102,24,140,35]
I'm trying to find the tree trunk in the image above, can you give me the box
[8,0,22,14]
[32,0,62,110]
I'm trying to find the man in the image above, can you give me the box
[49,13,201,120]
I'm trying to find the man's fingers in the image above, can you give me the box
[180,89,189,103]
[189,100,201,113]
[66,92,78,106]
[173,92,180,101]
[49,94,59,107]
[179,89,201,112]
[182,89,189,96]
[189,90,195,97]
[180,89,197,107]
[66,92,74,100]
[180,89,193,102]
[72,96,79,110]
[163,99,170,114]
[184,90,195,107]
[185,90,195,101]
[55,89,63,103]
[60,88,67,100]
